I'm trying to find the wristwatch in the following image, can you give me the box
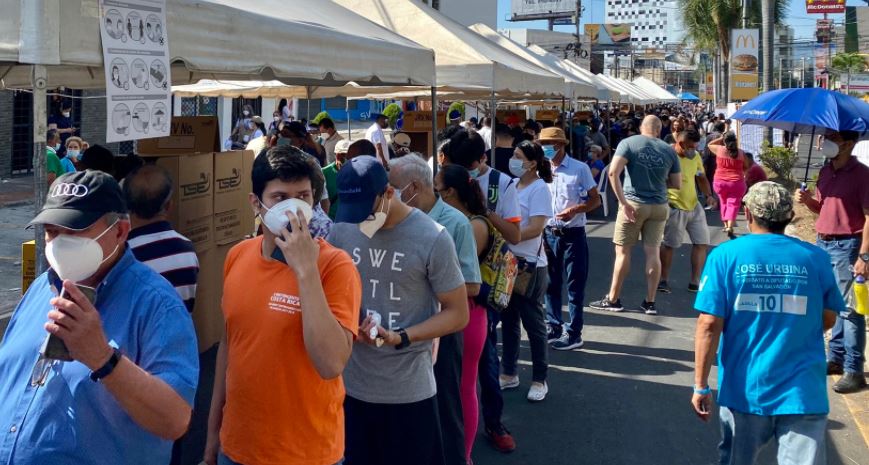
[90,347,122,382]
[860,253,869,263]
[394,328,411,350]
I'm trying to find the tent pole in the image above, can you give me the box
[32,64,48,273]
[431,86,438,178]
[489,90,497,164]
[346,97,351,140]
[306,87,311,120]
[803,126,816,183]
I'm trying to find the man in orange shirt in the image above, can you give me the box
[204,146,362,465]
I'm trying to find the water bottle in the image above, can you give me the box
[854,276,868,316]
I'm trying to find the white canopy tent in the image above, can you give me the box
[467,23,598,101]
[0,0,436,270]
[333,0,565,98]
[597,75,658,105]
[528,46,624,103]
[0,0,435,89]
[632,77,679,102]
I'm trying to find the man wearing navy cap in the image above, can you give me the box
[0,170,199,465]
[365,113,391,168]
[327,156,469,465]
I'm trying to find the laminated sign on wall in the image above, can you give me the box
[99,0,171,143]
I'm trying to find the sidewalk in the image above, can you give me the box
[0,176,34,208]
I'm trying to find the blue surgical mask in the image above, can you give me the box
[468,167,480,178]
[508,158,527,178]
[542,145,557,160]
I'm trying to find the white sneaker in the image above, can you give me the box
[527,381,548,402]
[499,375,520,390]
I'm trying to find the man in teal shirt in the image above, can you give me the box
[322,139,351,220]
[45,129,66,186]
[388,153,480,465]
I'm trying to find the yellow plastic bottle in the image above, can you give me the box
[854,276,868,316]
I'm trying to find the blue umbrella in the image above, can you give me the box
[731,88,869,181]
[676,92,700,101]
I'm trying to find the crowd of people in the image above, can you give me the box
[1,100,866,465]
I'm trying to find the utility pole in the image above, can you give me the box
[778,56,783,89]
[800,57,806,88]
[742,0,750,28]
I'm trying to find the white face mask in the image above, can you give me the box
[46,222,119,282]
[509,157,528,178]
[395,182,417,206]
[62,112,71,118]
[820,139,840,159]
[359,196,390,239]
[260,198,313,236]
[274,116,281,122]
[243,110,250,116]
[53,143,61,151]
[67,149,80,160]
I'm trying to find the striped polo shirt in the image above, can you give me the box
[128,221,199,312]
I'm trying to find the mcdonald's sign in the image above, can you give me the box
[730,29,759,101]
[806,0,845,14]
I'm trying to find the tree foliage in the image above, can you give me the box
[679,0,787,60]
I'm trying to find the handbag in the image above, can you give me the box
[511,238,544,298]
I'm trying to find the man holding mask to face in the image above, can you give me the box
[205,146,362,465]
[0,170,199,465]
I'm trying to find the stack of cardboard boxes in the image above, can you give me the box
[139,117,256,352]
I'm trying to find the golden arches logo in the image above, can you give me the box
[734,34,756,49]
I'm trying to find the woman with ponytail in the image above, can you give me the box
[500,140,553,402]
[708,132,750,238]
[437,164,490,463]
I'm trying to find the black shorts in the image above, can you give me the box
[344,395,445,465]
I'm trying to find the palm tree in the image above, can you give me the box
[831,52,867,95]
[761,0,774,143]
[680,0,787,103]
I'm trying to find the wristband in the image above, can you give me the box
[693,385,711,395]
[90,348,121,382]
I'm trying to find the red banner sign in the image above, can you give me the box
[806,0,845,14]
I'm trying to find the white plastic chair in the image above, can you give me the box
[597,163,610,217]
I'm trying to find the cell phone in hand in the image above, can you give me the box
[41,284,97,361]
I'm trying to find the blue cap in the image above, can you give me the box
[449,110,462,120]
[371,112,386,121]
[336,156,388,224]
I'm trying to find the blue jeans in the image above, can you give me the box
[818,237,866,374]
[718,407,827,465]
[544,227,589,337]
[478,308,504,430]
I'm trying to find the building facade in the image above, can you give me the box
[604,0,684,50]
[422,0,497,28]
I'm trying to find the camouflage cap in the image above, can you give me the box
[742,181,793,223]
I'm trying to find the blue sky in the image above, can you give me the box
[495,0,863,41]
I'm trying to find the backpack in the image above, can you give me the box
[472,215,517,311]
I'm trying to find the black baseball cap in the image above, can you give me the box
[335,156,388,224]
[29,170,127,230]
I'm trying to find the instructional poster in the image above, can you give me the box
[99,0,171,143]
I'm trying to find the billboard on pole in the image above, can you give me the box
[585,23,632,51]
[729,29,759,100]
[806,0,845,14]
[511,0,574,21]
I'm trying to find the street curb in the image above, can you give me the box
[832,375,869,450]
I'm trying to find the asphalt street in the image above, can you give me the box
[472,205,869,465]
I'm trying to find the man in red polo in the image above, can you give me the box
[796,129,869,394]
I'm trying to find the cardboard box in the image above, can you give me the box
[403,111,446,132]
[213,151,248,245]
[21,240,36,295]
[536,109,560,122]
[240,150,257,238]
[138,116,220,156]
[496,109,527,126]
[152,152,215,251]
[191,242,237,352]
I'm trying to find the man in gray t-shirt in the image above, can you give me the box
[590,116,682,316]
[327,156,469,465]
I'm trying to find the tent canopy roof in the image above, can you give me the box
[524,44,620,102]
[334,0,565,97]
[632,77,679,102]
[0,0,435,89]
[467,23,598,100]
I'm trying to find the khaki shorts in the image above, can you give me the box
[662,203,710,248]
[613,201,670,247]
